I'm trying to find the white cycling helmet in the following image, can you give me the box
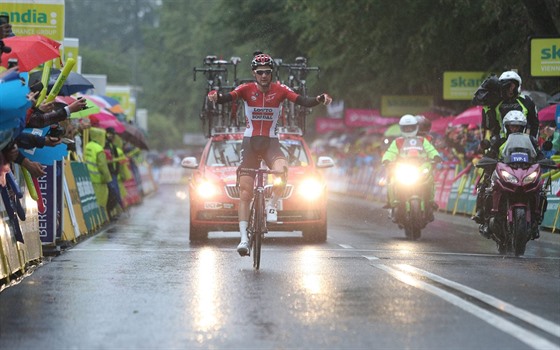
[499,71,522,94]
[399,114,419,137]
[502,110,527,135]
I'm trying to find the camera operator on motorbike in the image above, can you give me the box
[476,110,546,239]
[472,70,540,224]
[382,114,442,222]
[207,52,332,256]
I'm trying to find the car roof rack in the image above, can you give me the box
[278,126,303,136]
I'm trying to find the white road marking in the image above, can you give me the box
[338,244,354,249]
[363,255,560,350]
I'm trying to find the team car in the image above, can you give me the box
[181,127,334,243]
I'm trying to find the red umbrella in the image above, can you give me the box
[88,111,125,133]
[1,35,61,72]
[450,106,483,126]
[538,104,559,122]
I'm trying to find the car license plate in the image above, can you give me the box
[204,202,222,209]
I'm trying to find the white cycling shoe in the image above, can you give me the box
[266,206,277,223]
[237,241,250,256]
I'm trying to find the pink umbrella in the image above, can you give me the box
[431,116,456,134]
[88,110,125,133]
[538,104,559,122]
[450,106,483,126]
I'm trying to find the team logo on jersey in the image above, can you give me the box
[266,93,277,102]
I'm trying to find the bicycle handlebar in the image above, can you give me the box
[193,67,228,82]
[236,167,288,187]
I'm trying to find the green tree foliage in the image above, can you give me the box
[65,0,560,150]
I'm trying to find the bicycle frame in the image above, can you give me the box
[237,166,287,270]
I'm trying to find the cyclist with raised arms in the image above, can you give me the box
[208,52,332,256]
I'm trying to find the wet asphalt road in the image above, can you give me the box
[1,183,559,350]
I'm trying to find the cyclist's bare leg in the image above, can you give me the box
[238,174,254,248]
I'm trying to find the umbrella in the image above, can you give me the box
[88,111,125,133]
[29,68,94,96]
[383,123,401,137]
[1,35,61,72]
[431,116,456,134]
[56,95,101,118]
[122,123,149,150]
[89,94,125,114]
[82,94,112,109]
[538,104,559,122]
[450,106,483,126]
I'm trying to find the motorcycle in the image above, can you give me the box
[475,135,555,256]
[387,159,435,240]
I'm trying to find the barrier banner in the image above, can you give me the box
[70,162,103,232]
[37,164,57,245]
[63,160,87,238]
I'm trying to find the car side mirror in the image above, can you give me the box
[181,156,198,169]
[316,156,334,168]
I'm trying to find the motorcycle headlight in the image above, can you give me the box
[522,171,538,184]
[297,178,324,201]
[395,163,420,185]
[500,170,518,184]
[196,180,220,198]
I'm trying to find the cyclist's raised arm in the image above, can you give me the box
[295,93,332,107]
[207,90,234,104]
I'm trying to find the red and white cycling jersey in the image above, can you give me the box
[231,82,299,138]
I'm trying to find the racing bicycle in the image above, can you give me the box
[237,166,287,270]
[275,57,320,134]
[193,55,242,137]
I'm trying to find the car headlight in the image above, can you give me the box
[522,171,538,184]
[500,170,518,183]
[395,163,421,185]
[297,178,324,200]
[196,180,220,198]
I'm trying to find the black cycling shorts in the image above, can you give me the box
[238,136,285,178]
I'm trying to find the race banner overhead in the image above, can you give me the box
[380,95,433,117]
[0,0,65,42]
[443,71,487,100]
[530,37,560,77]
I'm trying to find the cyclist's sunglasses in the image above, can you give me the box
[255,69,273,76]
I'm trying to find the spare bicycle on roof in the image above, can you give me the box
[193,55,242,137]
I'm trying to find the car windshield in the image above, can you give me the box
[206,139,310,167]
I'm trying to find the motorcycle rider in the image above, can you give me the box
[472,70,540,223]
[477,110,546,239]
[382,114,442,221]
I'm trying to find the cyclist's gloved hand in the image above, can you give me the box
[207,90,218,102]
[317,93,332,106]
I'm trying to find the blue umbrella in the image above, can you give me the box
[29,68,94,96]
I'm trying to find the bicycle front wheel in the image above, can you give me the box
[252,193,265,270]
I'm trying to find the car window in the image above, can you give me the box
[280,140,310,167]
[207,140,243,166]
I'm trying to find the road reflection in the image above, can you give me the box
[294,247,335,324]
[191,248,223,337]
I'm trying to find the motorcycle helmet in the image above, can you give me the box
[399,114,419,137]
[415,115,432,137]
[251,53,274,69]
[502,110,527,136]
[499,70,522,95]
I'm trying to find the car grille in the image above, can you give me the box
[225,184,293,199]
[195,209,321,222]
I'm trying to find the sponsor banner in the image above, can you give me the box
[0,0,65,42]
[443,71,487,100]
[530,37,560,77]
[37,164,57,244]
[63,160,87,236]
[344,109,399,128]
[106,85,133,119]
[70,161,102,232]
[381,95,433,117]
[315,117,346,134]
